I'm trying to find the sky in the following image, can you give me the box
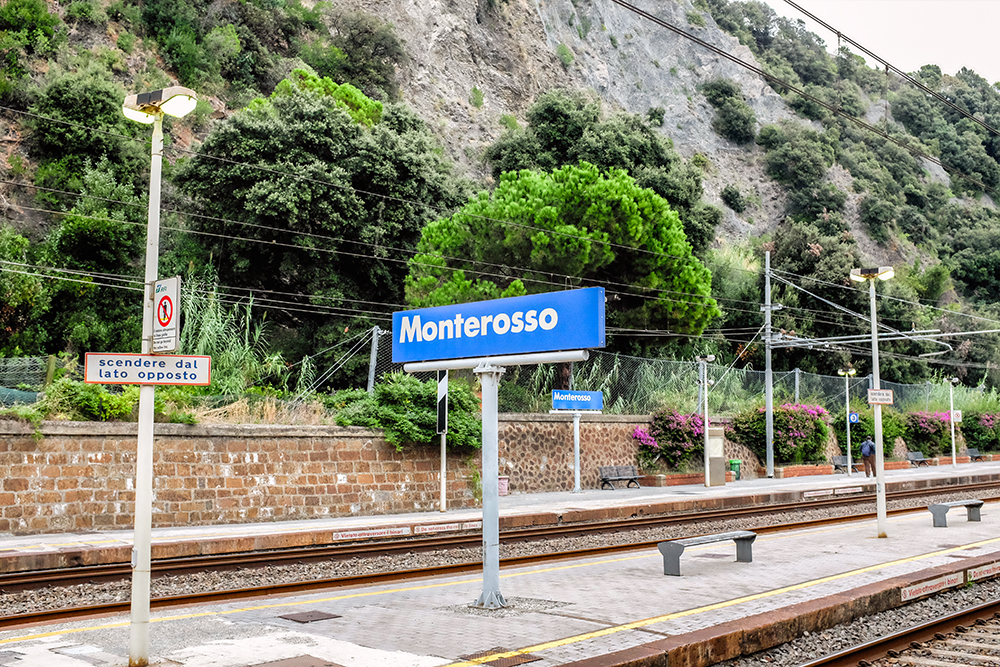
[759,0,1000,85]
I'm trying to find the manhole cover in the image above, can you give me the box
[459,647,541,666]
[250,657,345,667]
[278,611,341,623]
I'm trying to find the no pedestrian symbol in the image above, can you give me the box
[153,276,181,353]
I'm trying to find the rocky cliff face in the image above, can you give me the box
[339,0,799,241]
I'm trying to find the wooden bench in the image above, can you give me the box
[598,465,640,490]
[967,448,986,462]
[657,531,756,576]
[928,499,984,527]
[907,451,931,467]
[832,455,861,474]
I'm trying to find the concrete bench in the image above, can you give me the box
[967,448,986,462]
[928,499,984,527]
[657,530,756,576]
[832,455,861,474]
[598,465,640,490]
[907,451,931,467]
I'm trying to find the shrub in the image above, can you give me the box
[721,184,746,212]
[830,408,905,459]
[556,43,574,68]
[729,403,830,464]
[686,11,706,27]
[38,378,136,421]
[632,409,704,471]
[701,79,741,107]
[116,31,136,54]
[499,113,518,131]
[960,412,1000,452]
[646,106,665,127]
[711,98,757,144]
[332,372,481,451]
[470,86,484,108]
[904,411,954,457]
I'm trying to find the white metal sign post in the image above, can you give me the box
[396,288,605,609]
[437,369,448,513]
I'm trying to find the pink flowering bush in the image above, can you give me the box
[904,411,954,457]
[962,412,1000,452]
[632,409,704,471]
[729,403,829,464]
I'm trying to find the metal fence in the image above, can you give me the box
[368,327,963,416]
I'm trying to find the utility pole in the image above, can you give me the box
[761,251,780,478]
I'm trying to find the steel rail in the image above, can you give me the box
[793,602,1000,667]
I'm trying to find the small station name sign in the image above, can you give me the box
[85,353,211,386]
[552,390,604,411]
[867,389,894,405]
[392,287,605,363]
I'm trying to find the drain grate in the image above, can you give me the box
[459,647,541,666]
[278,611,342,623]
[249,657,345,667]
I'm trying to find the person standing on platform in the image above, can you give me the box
[860,436,876,478]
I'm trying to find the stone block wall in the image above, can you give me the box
[499,414,647,492]
[0,415,648,534]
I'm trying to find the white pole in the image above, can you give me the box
[474,363,506,609]
[764,251,775,478]
[573,411,581,493]
[440,431,447,512]
[702,359,710,487]
[869,278,888,538]
[845,373,853,477]
[950,381,957,468]
[130,112,163,667]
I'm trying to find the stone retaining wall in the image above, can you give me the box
[0,415,647,534]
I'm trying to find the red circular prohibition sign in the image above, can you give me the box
[157,295,173,327]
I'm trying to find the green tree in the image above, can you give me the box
[406,162,720,348]
[174,70,467,386]
[0,227,51,355]
[483,90,721,254]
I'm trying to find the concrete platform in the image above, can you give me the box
[1,462,1000,666]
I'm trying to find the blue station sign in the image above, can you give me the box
[552,390,604,411]
[392,287,605,363]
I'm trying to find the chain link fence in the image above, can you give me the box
[368,327,963,416]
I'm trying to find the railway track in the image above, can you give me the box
[795,602,1000,667]
[0,482,997,630]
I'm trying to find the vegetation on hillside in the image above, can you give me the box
[5,0,1000,426]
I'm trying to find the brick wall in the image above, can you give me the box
[0,415,648,534]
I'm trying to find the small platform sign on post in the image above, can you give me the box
[550,390,603,493]
[867,389,894,405]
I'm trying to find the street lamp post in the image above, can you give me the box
[697,355,715,487]
[949,377,960,468]
[837,367,857,476]
[122,86,197,667]
[850,266,894,538]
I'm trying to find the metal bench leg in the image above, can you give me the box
[657,541,684,576]
[627,479,640,489]
[968,505,982,522]
[929,506,949,527]
[735,536,755,563]
[601,480,615,490]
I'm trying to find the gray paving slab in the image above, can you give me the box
[3,502,1000,667]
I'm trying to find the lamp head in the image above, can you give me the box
[950,377,960,385]
[123,86,198,124]
[851,266,894,282]
[838,368,857,377]
[696,354,716,362]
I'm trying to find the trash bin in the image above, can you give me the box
[498,476,509,496]
[729,459,741,480]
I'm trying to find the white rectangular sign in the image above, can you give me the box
[153,276,181,353]
[900,572,963,601]
[867,389,894,405]
[85,353,211,386]
[953,410,963,423]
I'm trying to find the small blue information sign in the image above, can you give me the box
[849,412,860,424]
[392,287,605,363]
[552,390,603,411]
